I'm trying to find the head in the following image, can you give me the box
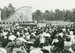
[15,40,22,47]
[66,36,71,42]
[69,31,73,35]
[59,33,63,38]
[71,43,75,51]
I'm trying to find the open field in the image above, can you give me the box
[38,21,74,27]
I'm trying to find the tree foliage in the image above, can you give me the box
[32,9,75,22]
[0,4,75,22]
[1,3,15,20]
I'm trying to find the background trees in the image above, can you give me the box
[1,3,15,20]
[0,3,75,22]
[33,9,75,22]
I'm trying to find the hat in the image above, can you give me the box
[15,40,22,46]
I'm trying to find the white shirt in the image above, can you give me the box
[30,48,43,53]
[62,28,66,32]
[69,35,75,43]
[17,37,27,42]
[3,32,8,36]
[42,45,51,53]
[43,33,51,37]
[12,47,26,53]
[64,41,72,46]
[39,34,45,44]
[69,48,75,53]
[0,48,7,53]
[52,39,59,45]
[9,35,16,41]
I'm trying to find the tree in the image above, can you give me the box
[32,8,75,22]
[1,3,15,20]
[64,10,71,21]
[55,9,62,20]
[8,3,15,14]
[44,10,50,20]
[71,8,75,21]
[32,10,42,21]
[49,10,55,20]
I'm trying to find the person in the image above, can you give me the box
[62,37,72,53]
[30,38,43,53]
[16,33,27,43]
[69,43,75,53]
[51,36,59,53]
[62,49,71,53]
[0,42,7,53]
[64,36,72,49]
[8,32,16,42]
[42,40,51,53]
[0,47,7,53]
[24,29,30,41]
[39,31,45,48]
[12,40,27,53]
[57,33,64,51]
[69,31,75,43]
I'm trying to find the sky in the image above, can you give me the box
[0,0,75,12]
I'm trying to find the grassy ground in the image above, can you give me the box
[38,21,74,27]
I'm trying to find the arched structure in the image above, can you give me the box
[5,6,32,22]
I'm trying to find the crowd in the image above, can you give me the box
[0,23,75,53]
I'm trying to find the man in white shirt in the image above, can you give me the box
[8,33,16,41]
[0,48,7,53]
[69,31,75,43]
